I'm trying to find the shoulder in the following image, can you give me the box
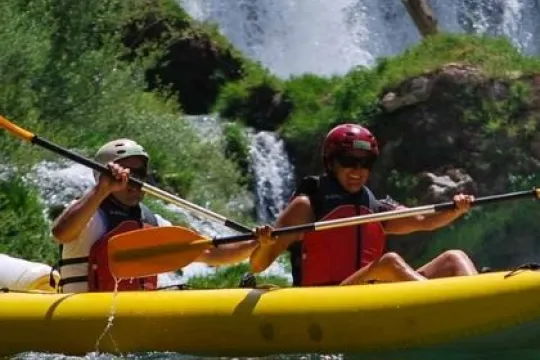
[278,195,313,226]
[289,195,311,209]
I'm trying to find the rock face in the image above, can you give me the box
[370,63,539,200]
[363,63,540,264]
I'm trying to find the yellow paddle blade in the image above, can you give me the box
[108,226,213,279]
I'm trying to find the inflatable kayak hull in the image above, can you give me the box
[1,271,540,358]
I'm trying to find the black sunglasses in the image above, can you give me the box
[335,155,376,169]
[128,167,150,180]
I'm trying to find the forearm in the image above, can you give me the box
[52,186,109,243]
[198,240,258,266]
[420,209,464,231]
[249,195,312,273]
[385,209,465,235]
[250,245,280,273]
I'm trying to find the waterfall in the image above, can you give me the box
[179,0,540,78]
[249,131,295,224]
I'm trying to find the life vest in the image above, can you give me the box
[55,197,159,292]
[87,220,157,292]
[288,175,387,286]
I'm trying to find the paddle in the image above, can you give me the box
[0,115,251,233]
[108,187,540,278]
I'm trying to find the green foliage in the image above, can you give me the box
[186,262,290,289]
[0,175,56,264]
[214,66,290,130]
[217,33,540,164]
[223,122,252,187]
[142,198,191,228]
[382,170,420,206]
[320,33,540,132]
[280,74,340,139]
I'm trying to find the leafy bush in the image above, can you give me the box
[0,175,56,263]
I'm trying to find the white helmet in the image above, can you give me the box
[93,139,149,182]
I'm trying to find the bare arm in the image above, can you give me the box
[384,194,474,235]
[250,196,314,273]
[51,162,129,244]
[384,209,464,235]
[51,185,110,244]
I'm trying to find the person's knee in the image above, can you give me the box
[380,252,406,267]
[441,249,470,263]
[438,249,477,276]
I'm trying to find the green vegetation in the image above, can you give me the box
[0,175,56,264]
[186,263,290,289]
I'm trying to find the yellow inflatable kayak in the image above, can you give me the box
[1,270,540,358]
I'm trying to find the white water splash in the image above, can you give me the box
[0,164,17,182]
[430,0,540,53]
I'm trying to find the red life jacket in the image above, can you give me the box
[87,220,158,292]
[288,175,391,286]
[300,205,385,286]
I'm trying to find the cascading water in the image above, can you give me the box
[249,131,295,224]
[179,0,540,78]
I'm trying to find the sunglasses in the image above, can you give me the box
[128,167,150,180]
[335,155,376,169]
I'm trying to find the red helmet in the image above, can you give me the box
[322,123,379,170]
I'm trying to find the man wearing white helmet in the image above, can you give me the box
[52,139,256,293]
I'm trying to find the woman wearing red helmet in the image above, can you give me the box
[250,123,478,286]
